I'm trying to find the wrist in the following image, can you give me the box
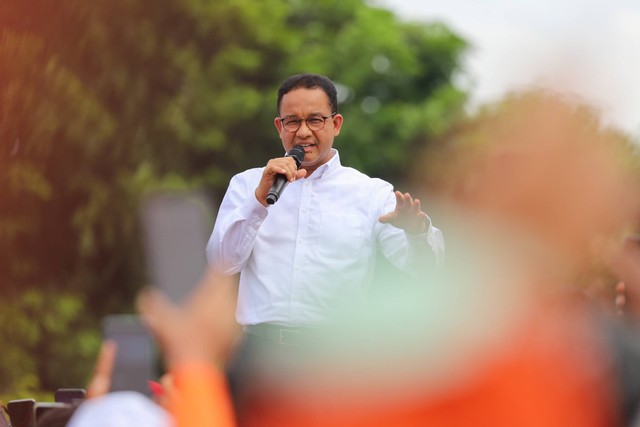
[254,188,268,207]
[407,214,429,235]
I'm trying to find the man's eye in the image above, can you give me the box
[284,119,300,126]
[307,118,323,125]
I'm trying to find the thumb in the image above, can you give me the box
[378,211,395,224]
[295,169,307,180]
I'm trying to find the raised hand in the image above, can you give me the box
[378,191,428,235]
[137,270,241,369]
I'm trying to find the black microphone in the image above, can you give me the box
[266,145,305,205]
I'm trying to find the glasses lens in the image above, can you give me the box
[282,119,300,132]
[281,116,330,132]
[306,118,325,130]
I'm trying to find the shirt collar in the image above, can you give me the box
[307,149,340,180]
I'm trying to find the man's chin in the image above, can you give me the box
[301,157,318,167]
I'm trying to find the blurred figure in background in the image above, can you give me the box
[603,233,640,425]
[613,235,640,319]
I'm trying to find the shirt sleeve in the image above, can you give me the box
[169,363,236,427]
[407,214,445,267]
[206,171,268,275]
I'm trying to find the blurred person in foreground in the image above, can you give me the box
[64,90,640,427]
[63,271,240,427]
[227,90,639,426]
[56,340,172,427]
[339,90,640,426]
[205,73,445,422]
[136,271,240,427]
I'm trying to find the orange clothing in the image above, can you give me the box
[168,307,619,427]
[169,363,236,427]
[257,307,619,427]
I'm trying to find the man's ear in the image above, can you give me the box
[332,114,344,136]
[274,117,283,133]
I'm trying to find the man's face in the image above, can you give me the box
[274,87,343,173]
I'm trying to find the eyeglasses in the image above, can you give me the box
[278,113,337,132]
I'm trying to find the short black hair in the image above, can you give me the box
[277,74,338,116]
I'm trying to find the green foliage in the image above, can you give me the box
[0,0,472,397]
[0,290,100,393]
[282,3,469,182]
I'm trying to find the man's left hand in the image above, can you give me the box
[378,191,428,234]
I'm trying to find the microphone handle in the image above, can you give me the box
[265,145,304,205]
[266,175,288,205]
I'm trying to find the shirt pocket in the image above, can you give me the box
[317,213,364,259]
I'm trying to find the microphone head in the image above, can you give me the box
[286,145,305,168]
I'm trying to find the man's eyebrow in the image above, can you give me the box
[280,113,324,119]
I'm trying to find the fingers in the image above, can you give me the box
[266,157,300,182]
[136,287,175,338]
[295,169,308,180]
[136,270,241,368]
[256,156,303,206]
[379,192,418,224]
[87,340,117,399]
[377,212,393,224]
[379,191,428,234]
[395,191,423,216]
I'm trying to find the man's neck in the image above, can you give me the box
[302,150,337,178]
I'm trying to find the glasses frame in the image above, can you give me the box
[278,112,337,133]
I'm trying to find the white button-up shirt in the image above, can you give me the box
[206,150,444,326]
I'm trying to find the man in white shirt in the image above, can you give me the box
[206,73,444,422]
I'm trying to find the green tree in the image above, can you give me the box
[281,0,468,183]
[0,0,470,394]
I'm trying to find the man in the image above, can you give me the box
[206,73,444,422]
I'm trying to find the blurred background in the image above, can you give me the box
[1,0,639,401]
[378,0,640,137]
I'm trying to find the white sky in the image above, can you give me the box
[376,0,640,137]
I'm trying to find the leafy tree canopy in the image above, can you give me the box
[0,0,469,393]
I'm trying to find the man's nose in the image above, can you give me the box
[296,120,313,135]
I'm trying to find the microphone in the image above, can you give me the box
[266,145,305,205]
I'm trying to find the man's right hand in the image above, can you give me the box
[255,157,307,206]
